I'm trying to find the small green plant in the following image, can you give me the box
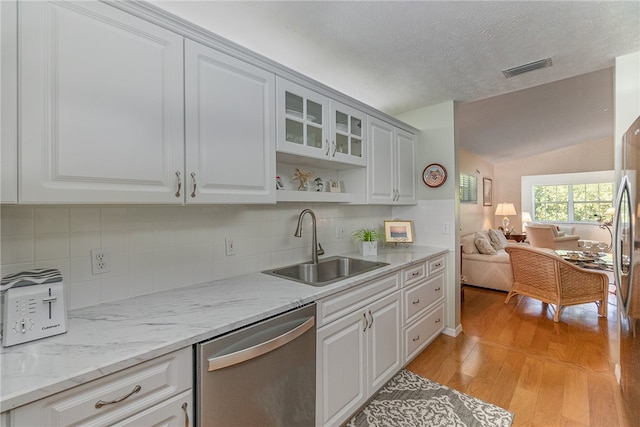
[351,227,382,242]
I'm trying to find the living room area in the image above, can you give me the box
[450,63,632,425]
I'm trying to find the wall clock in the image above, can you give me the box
[422,163,447,188]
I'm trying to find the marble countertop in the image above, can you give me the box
[0,246,447,412]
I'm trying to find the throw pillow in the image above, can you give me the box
[474,232,497,255]
[488,229,509,250]
[461,234,479,254]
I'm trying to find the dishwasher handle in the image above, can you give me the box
[207,316,315,372]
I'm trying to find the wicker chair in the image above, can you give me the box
[504,245,609,322]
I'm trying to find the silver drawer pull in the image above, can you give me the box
[435,318,441,323]
[190,172,197,198]
[412,299,420,305]
[175,171,182,197]
[182,402,190,427]
[411,271,421,277]
[434,287,441,292]
[412,335,420,342]
[95,384,141,408]
[368,310,373,329]
[363,312,369,332]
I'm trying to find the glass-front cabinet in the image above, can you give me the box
[277,78,329,160]
[330,101,366,167]
[276,77,366,167]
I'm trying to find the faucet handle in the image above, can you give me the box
[317,243,325,256]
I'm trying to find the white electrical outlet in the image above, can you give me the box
[441,222,450,234]
[336,225,346,239]
[225,237,236,256]
[91,248,111,274]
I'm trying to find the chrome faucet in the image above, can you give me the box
[294,209,324,264]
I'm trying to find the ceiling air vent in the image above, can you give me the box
[502,58,552,78]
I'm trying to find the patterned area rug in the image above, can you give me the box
[346,370,514,427]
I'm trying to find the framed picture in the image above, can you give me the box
[483,178,492,206]
[328,180,342,193]
[384,220,414,243]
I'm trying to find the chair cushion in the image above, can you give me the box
[488,229,509,250]
[474,232,497,255]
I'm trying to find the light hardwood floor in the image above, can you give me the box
[406,285,632,427]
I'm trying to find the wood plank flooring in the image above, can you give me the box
[406,286,632,427]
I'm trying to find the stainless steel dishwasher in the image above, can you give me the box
[196,303,316,426]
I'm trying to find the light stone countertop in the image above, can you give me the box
[0,246,447,412]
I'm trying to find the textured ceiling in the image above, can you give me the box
[152,1,640,162]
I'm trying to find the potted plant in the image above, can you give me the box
[351,227,382,256]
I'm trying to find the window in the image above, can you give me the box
[459,172,477,203]
[532,182,613,222]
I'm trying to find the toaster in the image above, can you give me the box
[1,269,68,347]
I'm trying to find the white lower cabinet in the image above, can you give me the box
[402,257,446,364]
[316,273,402,427]
[10,347,192,427]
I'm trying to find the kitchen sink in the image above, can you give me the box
[263,256,389,287]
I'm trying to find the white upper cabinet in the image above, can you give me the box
[184,40,275,204]
[277,78,329,161]
[1,0,17,203]
[330,101,366,167]
[19,1,185,203]
[367,116,417,204]
[277,78,367,168]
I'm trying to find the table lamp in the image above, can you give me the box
[495,202,517,231]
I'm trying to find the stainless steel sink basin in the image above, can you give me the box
[263,256,389,286]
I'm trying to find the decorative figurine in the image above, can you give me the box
[292,168,314,191]
[276,176,284,190]
[314,177,324,192]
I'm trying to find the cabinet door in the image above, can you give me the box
[316,309,367,427]
[185,40,275,204]
[330,101,366,167]
[395,128,417,204]
[276,77,329,160]
[1,0,17,203]
[19,1,184,204]
[367,291,402,394]
[367,116,395,203]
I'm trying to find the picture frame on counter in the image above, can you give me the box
[384,220,414,243]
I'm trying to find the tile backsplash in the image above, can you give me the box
[1,204,392,309]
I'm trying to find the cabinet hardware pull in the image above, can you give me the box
[182,402,190,427]
[175,171,182,197]
[325,140,330,156]
[435,318,441,323]
[412,335,420,342]
[368,310,374,329]
[190,172,197,198]
[95,384,141,408]
[332,141,337,157]
[362,312,368,332]
[412,271,421,277]
[412,299,420,305]
[435,287,441,292]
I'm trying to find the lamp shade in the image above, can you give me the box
[605,207,616,216]
[495,203,517,216]
[521,212,533,223]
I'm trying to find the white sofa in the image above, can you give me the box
[460,230,514,292]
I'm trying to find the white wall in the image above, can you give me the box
[615,51,640,183]
[394,101,460,335]
[0,204,392,309]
